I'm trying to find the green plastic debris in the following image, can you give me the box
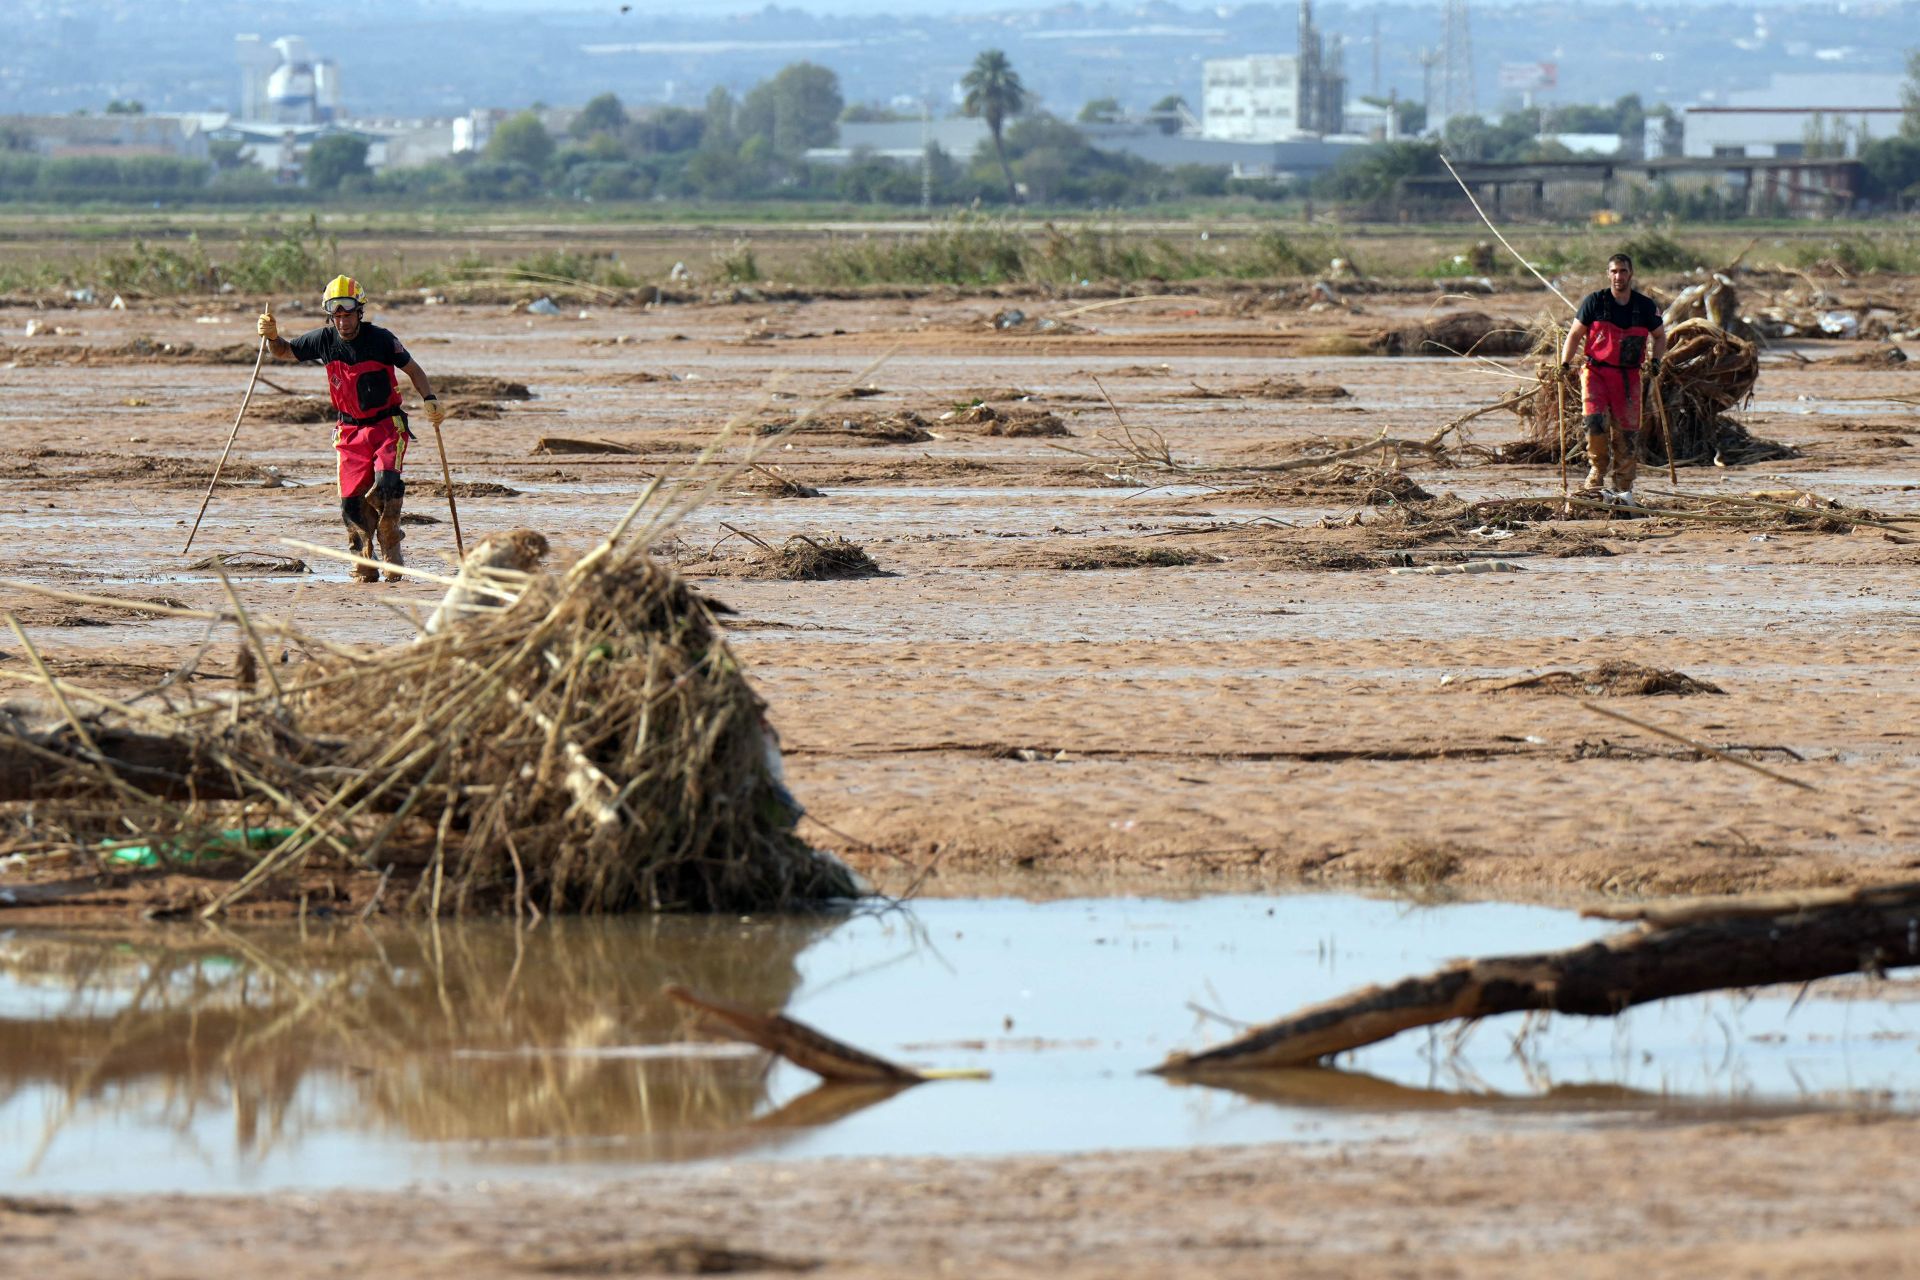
[105,827,299,869]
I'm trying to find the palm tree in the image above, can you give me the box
[962,49,1029,203]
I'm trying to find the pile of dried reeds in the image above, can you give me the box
[0,516,865,916]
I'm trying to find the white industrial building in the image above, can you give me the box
[1681,73,1903,159]
[1202,55,1306,141]
[235,35,342,124]
[1200,50,1380,143]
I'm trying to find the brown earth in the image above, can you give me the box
[3,283,1919,1275]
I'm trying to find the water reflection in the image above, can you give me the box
[0,895,1914,1194]
[0,914,861,1178]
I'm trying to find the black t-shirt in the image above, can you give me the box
[286,321,411,372]
[288,321,413,419]
[1575,288,1662,336]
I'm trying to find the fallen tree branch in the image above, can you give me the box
[1155,884,1920,1072]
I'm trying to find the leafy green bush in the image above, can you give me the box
[1786,233,1920,274]
[95,237,218,293]
[225,218,337,294]
[712,240,762,283]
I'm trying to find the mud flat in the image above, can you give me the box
[2,281,1919,1275]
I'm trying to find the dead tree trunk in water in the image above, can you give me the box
[1155,883,1920,1073]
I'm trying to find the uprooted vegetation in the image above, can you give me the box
[1468,661,1726,697]
[687,526,882,580]
[752,408,935,444]
[1497,317,1793,469]
[0,518,865,916]
[1050,544,1221,571]
[1368,310,1541,357]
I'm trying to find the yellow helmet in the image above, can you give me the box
[321,274,365,314]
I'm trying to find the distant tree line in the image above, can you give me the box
[4,48,1919,213]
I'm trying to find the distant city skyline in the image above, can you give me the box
[3,0,1908,121]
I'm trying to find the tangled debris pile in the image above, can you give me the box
[1368,311,1540,357]
[753,408,935,444]
[1504,318,1790,469]
[1470,661,1725,697]
[940,402,1071,437]
[0,525,864,916]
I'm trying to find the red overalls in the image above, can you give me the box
[1581,307,1654,433]
[327,356,410,498]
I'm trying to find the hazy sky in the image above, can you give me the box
[448,0,1833,9]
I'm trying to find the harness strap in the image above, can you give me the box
[337,407,411,428]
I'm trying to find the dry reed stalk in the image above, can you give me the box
[1577,699,1817,792]
[0,360,899,915]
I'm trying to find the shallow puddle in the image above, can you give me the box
[1,893,1914,1194]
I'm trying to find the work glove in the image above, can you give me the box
[422,397,446,430]
[256,310,278,341]
[1645,355,1662,378]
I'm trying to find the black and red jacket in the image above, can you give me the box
[287,323,412,425]
[1576,288,1662,372]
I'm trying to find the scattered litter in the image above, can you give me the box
[22,320,42,337]
[993,309,1026,330]
[106,827,297,868]
[68,287,95,304]
[109,295,125,310]
[1388,559,1523,576]
[525,296,561,316]
[1818,310,1859,338]
[669,261,690,282]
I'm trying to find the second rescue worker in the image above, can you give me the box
[257,276,445,582]
[1559,253,1667,504]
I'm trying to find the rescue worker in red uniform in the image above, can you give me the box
[257,277,445,582]
[1559,253,1667,504]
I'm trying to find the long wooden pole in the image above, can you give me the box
[1439,153,1575,313]
[1651,367,1680,488]
[1556,360,1569,502]
[184,302,271,554]
[427,408,466,560]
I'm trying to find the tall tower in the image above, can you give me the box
[1441,0,1476,124]
[1296,0,1322,135]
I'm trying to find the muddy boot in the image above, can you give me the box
[341,496,379,583]
[1611,431,1639,503]
[1583,430,1611,492]
[370,471,407,583]
[374,501,406,581]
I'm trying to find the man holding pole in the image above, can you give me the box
[256,276,445,582]
[1559,253,1667,505]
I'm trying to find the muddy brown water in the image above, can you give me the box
[2,895,1914,1194]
